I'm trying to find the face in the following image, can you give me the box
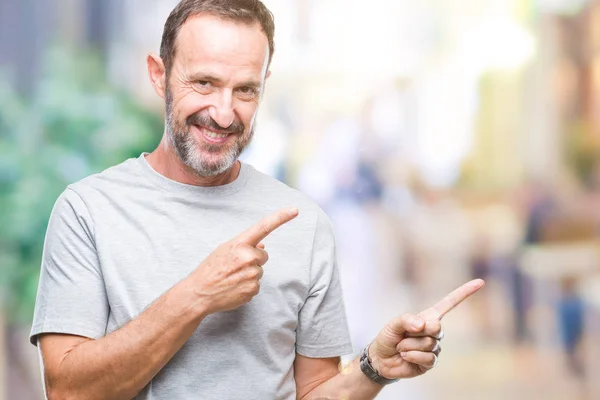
[164,14,270,177]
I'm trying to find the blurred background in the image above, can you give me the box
[1,0,600,399]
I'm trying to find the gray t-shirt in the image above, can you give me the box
[30,153,352,399]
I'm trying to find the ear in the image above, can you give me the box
[147,53,167,99]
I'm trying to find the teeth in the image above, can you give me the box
[202,128,228,139]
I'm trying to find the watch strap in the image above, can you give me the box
[359,344,400,386]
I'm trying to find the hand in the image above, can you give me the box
[369,279,485,380]
[189,208,299,315]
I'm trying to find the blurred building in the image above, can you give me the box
[0,0,124,95]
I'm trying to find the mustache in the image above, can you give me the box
[187,113,245,135]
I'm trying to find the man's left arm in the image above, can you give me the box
[295,279,485,399]
[295,354,381,400]
[295,315,438,400]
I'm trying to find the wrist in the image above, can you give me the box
[177,276,212,321]
[368,342,379,367]
[367,342,390,379]
[359,343,399,385]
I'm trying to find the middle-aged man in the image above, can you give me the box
[30,1,485,399]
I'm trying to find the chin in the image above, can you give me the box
[185,151,237,177]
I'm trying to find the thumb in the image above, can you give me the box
[375,313,425,357]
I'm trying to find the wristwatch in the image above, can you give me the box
[359,344,399,385]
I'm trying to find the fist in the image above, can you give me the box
[371,314,442,379]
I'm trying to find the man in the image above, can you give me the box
[30,1,484,399]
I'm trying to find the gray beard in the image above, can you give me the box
[164,92,254,178]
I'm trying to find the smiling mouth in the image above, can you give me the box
[204,129,229,139]
[193,125,234,144]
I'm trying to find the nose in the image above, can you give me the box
[208,90,235,129]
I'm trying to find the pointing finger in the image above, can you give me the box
[419,279,485,321]
[236,208,299,247]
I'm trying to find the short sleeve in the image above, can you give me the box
[296,209,352,358]
[30,187,109,345]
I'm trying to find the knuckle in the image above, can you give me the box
[240,292,252,303]
[241,286,254,300]
[247,268,257,279]
[244,253,257,266]
[430,320,442,333]
[399,341,410,353]
[234,248,255,266]
[229,272,243,286]
[241,282,259,299]
[249,267,261,280]
[427,337,437,349]
[430,353,438,365]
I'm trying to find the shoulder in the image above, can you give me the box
[46,157,142,223]
[66,156,140,199]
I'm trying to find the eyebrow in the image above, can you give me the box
[188,72,223,84]
[188,72,261,89]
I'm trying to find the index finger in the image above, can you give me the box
[418,279,485,321]
[236,208,299,247]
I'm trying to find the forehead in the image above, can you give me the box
[174,13,269,78]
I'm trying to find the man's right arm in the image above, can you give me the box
[40,278,206,400]
[38,207,298,400]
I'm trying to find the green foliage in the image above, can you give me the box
[0,46,163,323]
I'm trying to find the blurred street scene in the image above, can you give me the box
[2,0,600,399]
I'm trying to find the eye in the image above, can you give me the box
[237,86,258,98]
[197,80,210,87]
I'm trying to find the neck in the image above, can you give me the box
[145,135,240,187]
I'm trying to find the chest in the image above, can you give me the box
[92,200,311,335]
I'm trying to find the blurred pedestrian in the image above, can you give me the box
[557,277,585,377]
